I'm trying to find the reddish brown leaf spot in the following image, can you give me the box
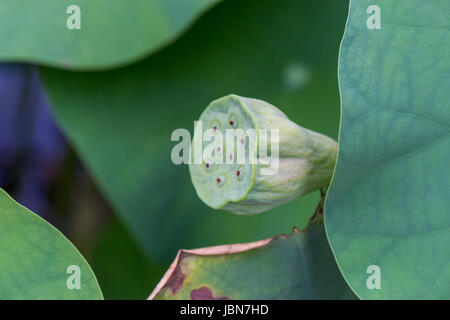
[190,287,229,300]
[165,268,185,295]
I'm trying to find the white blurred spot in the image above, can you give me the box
[283,62,310,91]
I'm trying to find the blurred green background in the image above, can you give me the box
[0,0,349,299]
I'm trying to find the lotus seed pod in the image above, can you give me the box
[189,94,337,215]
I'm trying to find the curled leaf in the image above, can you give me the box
[149,197,355,300]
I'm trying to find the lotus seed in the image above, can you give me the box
[216,175,225,187]
[228,115,238,128]
[203,160,212,172]
[211,121,220,132]
[236,166,244,181]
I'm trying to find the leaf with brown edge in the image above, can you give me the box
[149,199,356,300]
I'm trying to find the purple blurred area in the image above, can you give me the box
[0,63,67,219]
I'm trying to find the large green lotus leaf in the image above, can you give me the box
[40,0,348,263]
[0,188,103,299]
[0,0,220,70]
[150,208,356,300]
[325,0,450,299]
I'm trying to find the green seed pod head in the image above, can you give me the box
[189,94,337,215]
